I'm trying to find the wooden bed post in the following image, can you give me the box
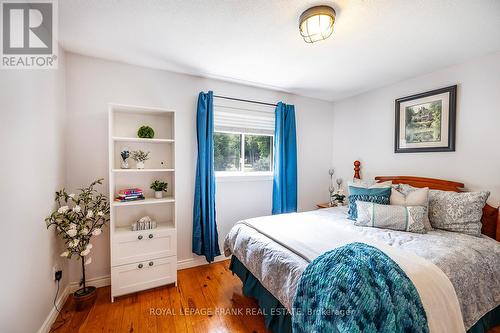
[354,160,361,179]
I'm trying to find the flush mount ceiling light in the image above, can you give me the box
[299,5,336,43]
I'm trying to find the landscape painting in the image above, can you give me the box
[395,85,456,153]
[405,100,442,143]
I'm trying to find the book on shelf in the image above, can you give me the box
[119,188,143,195]
[115,188,145,202]
[114,195,145,202]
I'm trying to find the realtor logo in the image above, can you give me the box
[1,0,58,69]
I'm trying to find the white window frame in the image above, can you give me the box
[214,129,274,181]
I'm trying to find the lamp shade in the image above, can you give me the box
[299,5,336,43]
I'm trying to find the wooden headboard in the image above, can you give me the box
[352,161,500,241]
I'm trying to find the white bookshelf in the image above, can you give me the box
[108,103,177,301]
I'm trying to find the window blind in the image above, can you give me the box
[214,105,275,135]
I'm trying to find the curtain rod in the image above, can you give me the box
[213,94,277,107]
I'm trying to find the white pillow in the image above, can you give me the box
[390,187,433,231]
[355,201,427,234]
[348,180,392,189]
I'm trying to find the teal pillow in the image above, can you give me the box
[348,186,391,220]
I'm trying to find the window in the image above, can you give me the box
[213,102,274,175]
[214,132,273,173]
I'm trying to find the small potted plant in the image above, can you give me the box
[120,148,130,169]
[131,150,150,169]
[137,125,155,139]
[331,187,346,206]
[45,179,110,310]
[150,180,168,199]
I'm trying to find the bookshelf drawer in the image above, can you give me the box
[112,228,176,266]
[111,256,176,297]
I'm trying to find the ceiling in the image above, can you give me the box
[59,0,500,101]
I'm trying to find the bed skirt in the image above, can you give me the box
[229,256,499,333]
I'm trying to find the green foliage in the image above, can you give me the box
[150,180,168,192]
[137,125,155,139]
[244,135,271,171]
[213,133,273,172]
[214,132,241,171]
[131,150,150,162]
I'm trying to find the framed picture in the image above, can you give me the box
[395,85,457,153]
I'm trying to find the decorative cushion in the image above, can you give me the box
[355,202,427,234]
[347,186,391,220]
[348,180,392,192]
[391,187,433,231]
[428,190,490,237]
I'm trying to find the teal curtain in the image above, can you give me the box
[192,91,220,262]
[272,102,297,214]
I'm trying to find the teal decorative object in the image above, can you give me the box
[137,125,155,139]
[292,242,428,333]
[347,186,391,220]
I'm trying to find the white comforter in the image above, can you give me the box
[225,207,467,333]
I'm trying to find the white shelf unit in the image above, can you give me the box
[108,103,177,301]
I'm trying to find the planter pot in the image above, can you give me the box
[136,161,145,169]
[154,191,163,199]
[73,286,97,311]
[120,160,129,169]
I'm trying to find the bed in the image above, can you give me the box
[224,161,500,333]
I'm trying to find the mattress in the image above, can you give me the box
[224,207,500,330]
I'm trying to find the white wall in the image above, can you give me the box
[332,51,500,205]
[0,50,67,333]
[65,52,334,282]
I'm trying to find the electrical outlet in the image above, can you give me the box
[52,265,62,281]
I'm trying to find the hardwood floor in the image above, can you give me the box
[51,259,500,333]
[51,260,270,333]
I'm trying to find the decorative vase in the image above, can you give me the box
[154,191,163,199]
[120,160,129,169]
[73,286,97,311]
[136,161,145,169]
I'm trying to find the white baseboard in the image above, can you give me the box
[69,274,111,292]
[177,254,227,270]
[38,284,70,333]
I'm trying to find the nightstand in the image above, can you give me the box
[316,203,331,209]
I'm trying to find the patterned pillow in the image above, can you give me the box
[347,186,391,220]
[428,190,490,237]
[348,180,392,195]
[391,186,433,231]
[355,202,427,234]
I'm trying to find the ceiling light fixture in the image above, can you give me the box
[299,5,336,43]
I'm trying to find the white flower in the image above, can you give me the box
[86,243,93,250]
[81,227,89,235]
[67,229,77,237]
[68,193,75,198]
[97,211,104,217]
[73,205,81,213]
[68,239,79,248]
[69,223,77,230]
[86,210,94,218]
[84,257,92,265]
[80,248,90,256]
[92,228,102,236]
[58,206,69,214]
[60,251,69,257]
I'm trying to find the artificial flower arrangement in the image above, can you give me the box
[120,149,130,169]
[331,187,346,206]
[131,150,150,169]
[45,179,110,304]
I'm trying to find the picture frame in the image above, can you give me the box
[395,85,457,153]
